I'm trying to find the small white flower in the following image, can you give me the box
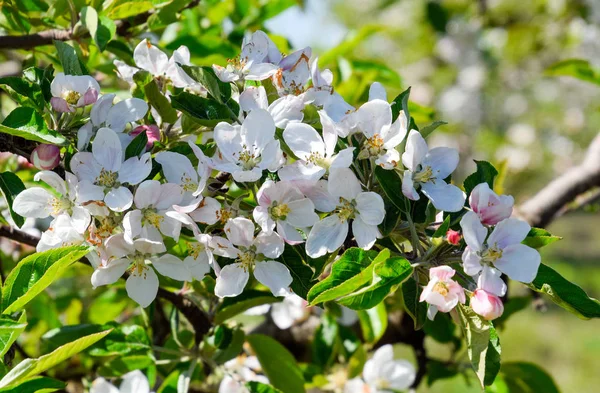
[239,85,304,129]
[13,171,91,234]
[219,355,269,393]
[350,345,416,393]
[183,233,213,281]
[50,73,99,112]
[91,233,191,308]
[37,214,85,252]
[214,217,291,298]
[419,266,466,320]
[460,211,541,283]
[271,47,312,95]
[90,370,152,393]
[253,180,319,244]
[305,168,385,258]
[401,130,465,212]
[71,128,152,212]
[213,109,281,182]
[279,122,354,181]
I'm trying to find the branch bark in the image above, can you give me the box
[517,133,600,227]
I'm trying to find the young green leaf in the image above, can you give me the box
[432,215,451,238]
[245,381,285,393]
[213,290,279,325]
[278,246,316,299]
[179,65,232,103]
[0,107,67,145]
[374,166,406,211]
[420,120,447,139]
[463,160,498,198]
[522,228,561,249]
[246,334,305,393]
[170,92,237,127]
[357,302,388,344]
[2,245,92,314]
[0,77,45,111]
[124,130,148,159]
[0,329,111,389]
[0,376,65,393]
[144,80,179,124]
[528,263,600,319]
[0,172,26,228]
[54,41,85,76]
[312,313,339,369]
[401,276,427,330]
[391,86,411,121]
[0,312,27,358]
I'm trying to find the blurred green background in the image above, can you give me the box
[1,0,599,391]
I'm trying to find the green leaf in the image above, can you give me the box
[522,228,561,249]
[0,329,111,389]
[54,41,85,76]
[374,166,407,212]
[432,215,451,238]
[2,245,92,314]
[144,80,179,124]
[401,276,427,330]
[307,248,380,306]
[0,77,44,111]
[0,312,27,358]
[380,198,401,236]
[179,65,232,104]
[356,302,387,344]
[420,120,447,139]
[88,325,151,356]
[0,172,26,228]
[245,382,284,393]
[246,334,305,393]
[528,263,600,319]
[497,362,560,393]
[213,290,279,325]
[391,86,411,123]
[545,59,600,85]
[80,7,98,41]
[463,160,498,198]
[124,130,148,159]
[456,304,501,387]
[171,92,236,127]
[0,107,67,145]
[278,246,316,299]
[212,327,245,365]
[107,0,154,19]
[346,344,367,379]
[423,312,457,344]
[312,313,339,369]
[96,16,116,52]
[0,376,65,393]
[337,256,412,310]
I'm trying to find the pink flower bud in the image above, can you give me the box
[469,183,514,225]
[130,124,161,150]
[470,289,504,321]
[446,229,461,245]
[30,144,60,170]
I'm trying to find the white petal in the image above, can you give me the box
[253,205,275,233]
[462,247,483,276]
[105,233,136,258]
[460,211,487,251]
[242,108,275,154]
[123,210,143,242]
[126,267,159,308]
[70,205,91,234]
[91,258,130,287]
[70,152,98,182]
[285,198,319,228]
[155,151,198,187]
[422,147,459,180]
[245,62,279,80]
[278,161,326,182]
[269,95,304,129]
[152,254,191,281]
[134,235,166,254]
[215,263,249,298]
[134,180,161,208]
[402,130,428,172]
[254,231,285,259]
[355,99,392,137]
[254,261,293,297]
[90,378,120,393]
[305,215,348,258]
[188,197,221,225]
[76,180,105,204]
[421,181,465,212]
[91,93,115,125]
[293,179,337,212]
[105,186,133,212]
[155,183,184,210]
[239,86,268,112]
[13,188,54,218]
[352,217,379,249]
[134,39,169,75]
[120,370,150,393]
[214,122,243,164]
[329,147,355,169]
[369,82,387,101]
[283,123,325,160]
[34,170,66,195]
[224,217,255,247]
[106,98,148,133]
[355,192,385,225]
[119,153,152,185]
[488,218,531,249]
[327,167,362,201]
[231,168,263,183]
[93,128,122,172]
[478,266,507,297]
[494,244,541,283]
[184,254,211,281]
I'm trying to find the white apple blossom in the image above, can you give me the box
[213,109,281,182]
[239,85,304,129]
[154,148,210,204]
[271,47,312,95]
[469,182,514,225]
[460,211,541,284]
[50,73,99,112]
[420,266,466,320]
[219,355,269,393]
[77,93,148,150]
[37,214,86,252]
[13,170,90,234]
[90,370,152,393]
[212,30,279,83]
[71,128,152,212]
[91,233,191,307]
[401,130,465,212]
[279,122,354,181]
[214,217,291,298]
[252,180,319,244]
[306,168,385,258]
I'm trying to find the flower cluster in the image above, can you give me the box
[12,31,540,325]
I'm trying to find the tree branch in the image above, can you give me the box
[0,225,39,247]
[517,133,600,227]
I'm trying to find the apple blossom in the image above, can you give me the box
[71,128,152,212]
[469,182,514,225]
[90,370,152,393]
[239,85,304,128]
[460,211,541,283]
[154,150,209,203]
[213,109,281,182]
[30,144,60,170]
[214,217,291,298]
[50,73,99,112]
[447,229,462,245]
[253,180,319,244]
[271,47,312,95]
[420,266,466,320]
[219,355,269,393]
[470,289,504,321]
[402,130,465,212]
[130,124,161,150]
[305,168,385,258]
[37,214,86,252]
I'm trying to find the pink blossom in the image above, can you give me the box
[446,229,461,245]
[470,289,504,320]
[30,144,60,170]
[420,266,466,320]
[469,183,514,225]
[130,124,161,150]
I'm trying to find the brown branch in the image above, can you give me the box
[517,133,600,227]
[0,225,39,247]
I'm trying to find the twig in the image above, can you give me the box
[0,225,39,247]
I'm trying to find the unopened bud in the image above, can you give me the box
[30,144,60,170]
[446,229,461,245]
[470,289,504,321]
[131,124,161,150]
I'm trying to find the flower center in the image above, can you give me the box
[359,134,385,159]
[336,197,356,223]
[375,378,390,390]
[61,90,81,105]
[95,168,119,188]
[187,242,206,259]
[433,281,450,297]
[51,197,72,215]
[237,247,258,271]
[306,151,327,167]
[181,174,197,192]
[143,209,163,228]
[413,165,434,183]
[217,208,232,224]
[238,149,258,170]
[270,201,291,221]
[480,245,503,264]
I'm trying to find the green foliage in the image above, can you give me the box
[213,290,279,324]
[54,41,87,76]
[529,264,600,319]
[492,362,560,393]
[0,376,65,393]
[125,129,148,159]
[278,245,317,299]
[401,276,427,330]
[0,108,66,145]
[522,228,562,249]
[0,172,26,228]
[356,302,387,344]
[312,313,339,369]
[463,160,498,198]
[0,313,27,359]
[246,381,285,393]
[144,79,179,124]
[545,59,600,85]
[246,334,305,393]
[374,166,406,211]
[171,92,238,126]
